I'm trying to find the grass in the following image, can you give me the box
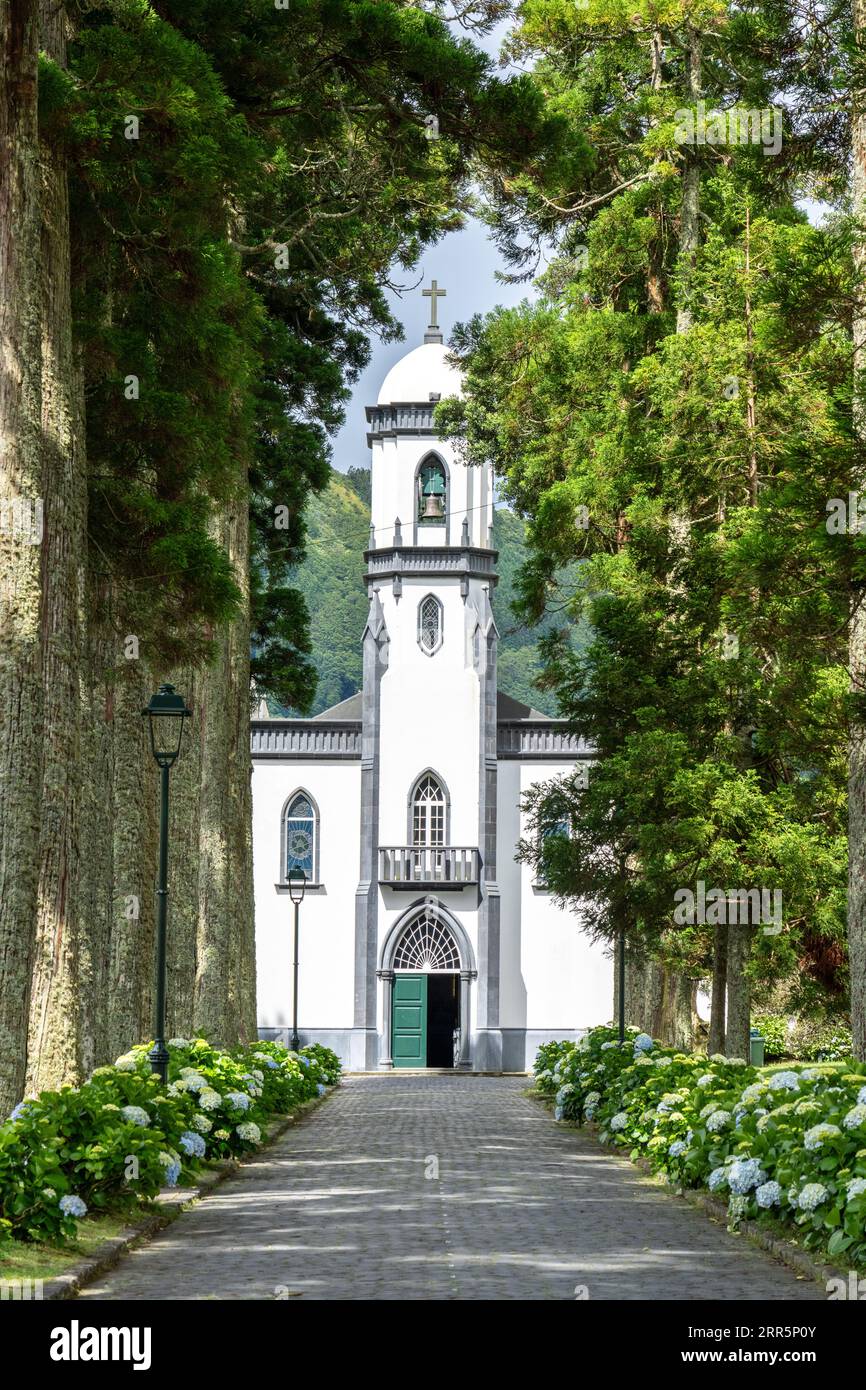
[0,1211,138,1287]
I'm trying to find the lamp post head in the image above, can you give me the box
[142,683,192,768]
[288,867,307,904]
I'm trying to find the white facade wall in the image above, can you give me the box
[252,760,360,1035]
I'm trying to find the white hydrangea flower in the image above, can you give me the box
[740,1082,767,1105]
[609,1112,628,1132]
[696,1074,715,1088]
[191,1114,212,1134]
[585,1091,601,1105]
[800,1068,822,1082]
[236,1122,261,1144]
[699,1102,721,1120]
[120,1105,150,1128]
[654,1056,673,1067]
[114,1054,138,1072]
[768,1071,801,1092]
[845,1177,866,1201]
[168,1038,189,1049]
[804,1123,842,1150]
[842,1104,866,1132]
[858,1086,866,1106]
[706,1109,732,1133]
[797,1182,829,1212]
[199,1088,222,1111]
[709,1053,727,1063]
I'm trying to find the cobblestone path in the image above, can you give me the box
[78,1075,823,1301]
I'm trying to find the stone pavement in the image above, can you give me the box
[78,1075,824,1301]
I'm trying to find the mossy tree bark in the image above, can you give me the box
[26,0,89,1093]
[0,0,43,1114]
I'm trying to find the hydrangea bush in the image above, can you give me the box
[0,1038,340,1246]
[535,1025,866,1269]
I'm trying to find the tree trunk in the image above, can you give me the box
[0,0,42,1113]
[725,923,752,1060]
[166,665,201,1039]
[77,596,116,1072]
[26,0,88,1094]
[108,656,158,1057]
[708,921,727,1054]
[849,0,866,1062]
[619,941,696,1050]
[194,490,256,1044]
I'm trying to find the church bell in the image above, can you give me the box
[420,468,445,521]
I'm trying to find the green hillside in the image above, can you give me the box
[280,467,561,717]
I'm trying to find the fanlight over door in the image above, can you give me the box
[392,910,461,973]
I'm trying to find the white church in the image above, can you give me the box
[251,285,613,1071]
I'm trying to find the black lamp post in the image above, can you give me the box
[288,867,307,1052]
[142,683,191,1082]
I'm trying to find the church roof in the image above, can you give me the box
[311,690,553,724]
[377,341,463,405]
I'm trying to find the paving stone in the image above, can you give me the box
[78,1075,824,1301]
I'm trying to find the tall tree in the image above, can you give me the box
[0,0,42,1115]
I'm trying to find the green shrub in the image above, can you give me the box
[0,1038,341,1246]
[535,1026,866,1269]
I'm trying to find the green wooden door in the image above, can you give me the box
[392,974,427,1067]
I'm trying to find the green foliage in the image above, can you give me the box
[0,1039,340,1247]
[536,1028,866,1270]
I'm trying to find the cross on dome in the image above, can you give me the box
[422,278,446,343]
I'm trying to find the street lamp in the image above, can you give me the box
[288,867,307,1052]
[142,683,191,1082]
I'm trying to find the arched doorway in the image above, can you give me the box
[378,905,476,1070]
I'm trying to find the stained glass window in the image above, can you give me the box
[284,792,316,880]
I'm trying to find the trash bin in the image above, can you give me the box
[749,1027,765,1067]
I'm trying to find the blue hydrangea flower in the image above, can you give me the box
[159,1152,182,1187]
[554,1106,563,1121]
[316,1083,326,1096]
[179,1131,206,1159]
[9,1100,33,1122]
[633,1033,653,1053]
[858,1086,866,1106]
[728,1158,766,1195]
[224,1091,251,1112]
[59,1194,88,1218]
[755,1180,782,1209]
[668,1140,688,1158]
[708,1167,728,1192]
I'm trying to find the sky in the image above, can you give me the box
[329,213,537,473]
[329,15,529,474]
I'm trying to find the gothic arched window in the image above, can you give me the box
[417,457,447,526]
[282,791,318,883]
[418,593,443,656]
[412,772,446,847]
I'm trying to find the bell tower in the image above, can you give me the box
[359,284,502,1071]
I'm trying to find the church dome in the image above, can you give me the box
[376,341,463,405]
